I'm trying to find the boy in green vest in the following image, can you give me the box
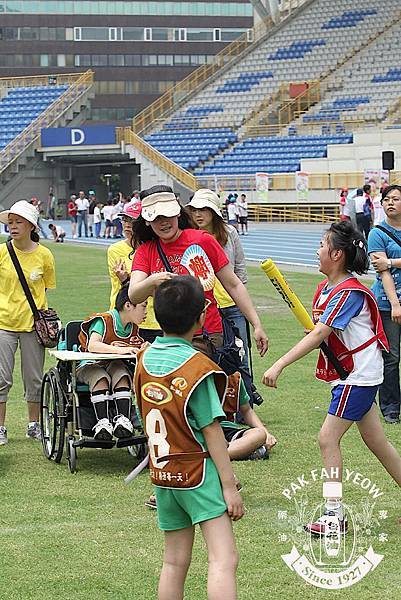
[135,275,244,600]
[78,284,146,440]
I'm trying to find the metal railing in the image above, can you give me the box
[0,70,94,175]
[118,127,197,191]
[248,204,338,223]
[197,171,401,192]
[0,72,90,90]
[245,118,374,138]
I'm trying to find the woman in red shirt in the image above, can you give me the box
[130,185,268,355]
[67,194,78,238]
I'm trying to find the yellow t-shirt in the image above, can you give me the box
[0,242,56,331]
[213,278,235,309]
[107,240,159,330]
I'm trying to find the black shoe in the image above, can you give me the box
[384,414,400,424]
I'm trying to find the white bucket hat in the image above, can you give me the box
[141,191,181,222]
[187,189,222,217]
[0,200,39,228]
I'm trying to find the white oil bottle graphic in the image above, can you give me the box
[309,482,356,568]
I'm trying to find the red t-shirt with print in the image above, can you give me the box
[132,229,229,333]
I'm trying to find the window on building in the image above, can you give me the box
[110,27,122,41]
[151,28,169,41]
[220,29,245,42]
[122,27,144,41]
[74,54,91,66]
[186,28,214,42]
[174,28,186,42]
[0,27,18,40]
[80,27,109,41]
[1,3,253,17]
[19,27,39,40]
[91,54,108,66]
[108,54,125,66]
[125,54,141,66]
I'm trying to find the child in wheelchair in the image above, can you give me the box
[77,284,147,441]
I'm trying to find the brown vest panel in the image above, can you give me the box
[135,349,227,489]
[79,312,143,350]
[222,372,241,422]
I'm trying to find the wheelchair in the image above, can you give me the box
[40,320,147,473]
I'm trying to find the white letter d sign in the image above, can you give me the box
[71,128,85,145]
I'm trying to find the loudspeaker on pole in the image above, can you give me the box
[382,150,394,171]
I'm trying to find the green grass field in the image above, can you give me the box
[0,240,400,600]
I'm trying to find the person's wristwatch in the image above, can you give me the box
[387,259,392,270]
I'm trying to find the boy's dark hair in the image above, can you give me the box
[326,221,369,275]
[48,224,55,230]
[115,284,131,311]
[363,184,371,194]
[381,184,401,204]
[154,276,205,334]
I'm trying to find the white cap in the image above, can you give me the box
[187,188,222,217]
[0,200,39,228]
[323,481,342,499]
[141,191,181,222]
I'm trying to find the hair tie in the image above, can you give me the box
[352,239,365,249]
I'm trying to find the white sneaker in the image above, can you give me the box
[72,234,77,239]
[0,426,8,445]
[93,418,113,441]
[113,414,133,438]
[26,422,41,440]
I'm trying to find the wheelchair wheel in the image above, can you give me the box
[40,368,66,461]
[67,436,77,473]
[128,441,147,460]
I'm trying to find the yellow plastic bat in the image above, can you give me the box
[260,258,349,380]
[261,259,315,330]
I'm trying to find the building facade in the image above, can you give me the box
[0,1,253,122]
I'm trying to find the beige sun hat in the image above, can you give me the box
[0,200,39,228]
[141,191,181,222]
[187,189,222,217]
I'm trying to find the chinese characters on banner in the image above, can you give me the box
[255,172,269,204]
[296,171,309,202]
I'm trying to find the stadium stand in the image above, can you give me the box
[0,72,94,185]
[297,17,401,125]
[138,0,401,178]
[0,85,68,149]
[195,134,353,176]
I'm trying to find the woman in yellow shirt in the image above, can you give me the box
[0,200,56,445]
[107,201,161,342]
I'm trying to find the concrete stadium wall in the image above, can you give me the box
[302,128,401,173]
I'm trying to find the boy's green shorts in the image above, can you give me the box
[155,460,227,531]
